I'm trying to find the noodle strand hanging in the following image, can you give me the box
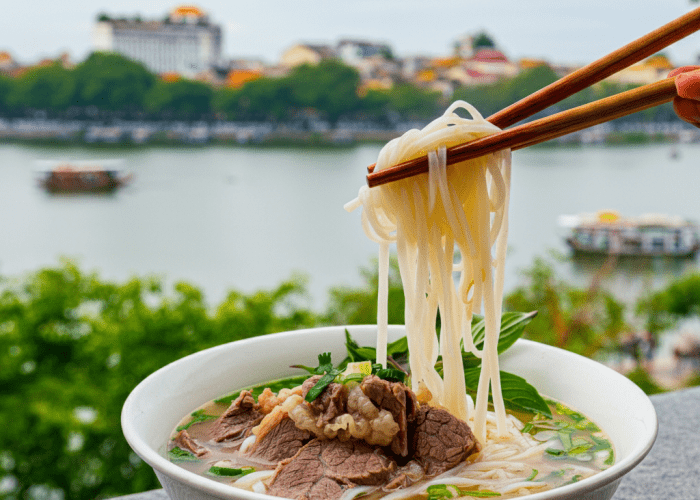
[346,101,512,439]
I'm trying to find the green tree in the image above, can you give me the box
[636,273,700,334]
[471,31,496,50]
[385,83,443,120]
[73,52,155,113]
[323,257,405,326]
[286,60,361,123]
[504,256,626,357]
[0,74,15,115]
[357,88,391,121]
[7,63,76,112]
[146,78,213,120]
[454,64,559,118]
[0,261,316,500]
[219,77,293,121]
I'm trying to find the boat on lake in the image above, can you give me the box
[559,210,700,258]
[38,163,132,193]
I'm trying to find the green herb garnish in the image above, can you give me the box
[207,465,255,478]
[525,469,538,481]
[426,484,501,499]
[168,447,199,462]
[305,353,342,402]
[176,409,217,431]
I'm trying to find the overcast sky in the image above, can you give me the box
[3,0,700,67]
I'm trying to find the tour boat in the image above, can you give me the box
[559,210,700,258]
[38,163,132,193]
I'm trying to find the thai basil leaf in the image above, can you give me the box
[464,367,552,418]
[344,329,377,364]
[462,311,538,368]
[343,330,410,370]
[374,367,406,384]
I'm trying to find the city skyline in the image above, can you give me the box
[3,0,700,67]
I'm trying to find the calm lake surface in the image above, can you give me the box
[1,141,700,312]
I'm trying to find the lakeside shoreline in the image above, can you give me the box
[2,117,700,148]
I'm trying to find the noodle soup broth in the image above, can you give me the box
[167,378,614,499]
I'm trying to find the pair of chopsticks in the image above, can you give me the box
[367,6,700,188]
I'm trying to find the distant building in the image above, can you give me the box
[604,54,674,86]
[279,44,336,67]
[465,49,519,79]
[336,39,393,65]
[0,51,18,76]
[93,5,222,77]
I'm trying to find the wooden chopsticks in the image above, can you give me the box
[367,78,677,187]
[487,6,700,129]
[366,6,700,188]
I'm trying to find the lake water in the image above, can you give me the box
[1,141,700,313]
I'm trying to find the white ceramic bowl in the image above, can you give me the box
[122,325,657,500]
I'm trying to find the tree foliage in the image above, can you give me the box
[504,256,627,357]
[471,31,496,50]
[453,65,559,118]
[287,60,361,123]
[7,63,76,112]
[73,52,156,113]
[635,273,700,334]
[0,51,680,124]
[0,261,316,500]
[323,257,405,325]
[146,78,213,120]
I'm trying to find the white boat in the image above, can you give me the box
[559,210,700,258]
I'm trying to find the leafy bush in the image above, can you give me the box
[0,261,315,500]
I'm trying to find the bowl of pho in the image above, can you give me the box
[123,101,655,499]
[122,324,656,500]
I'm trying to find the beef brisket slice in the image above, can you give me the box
[208,390,263,442]
[268,439,396,500]
[171,430,208,457]
[360,375,418,456]
[248,416,312,463]
[302,376,349,427]
[411,406,478,476]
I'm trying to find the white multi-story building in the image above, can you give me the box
[93,6,222,77]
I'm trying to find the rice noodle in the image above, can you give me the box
[346,101,511,441]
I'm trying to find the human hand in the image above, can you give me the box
[669,66,700,128]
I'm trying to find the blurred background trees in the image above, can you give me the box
[1,256,700,499]
[0,51,675,124]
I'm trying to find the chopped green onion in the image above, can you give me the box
[305,371,338,402]
[426,484,455,499]
[461,491,501,497]
[207,465,255,478]
[525,469,538,481]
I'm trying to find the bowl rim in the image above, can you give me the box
[122,325,658,500]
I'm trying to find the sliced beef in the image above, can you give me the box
[410,405,478,476]
[208,390,264,442]
[301,376,349,426]
[267,439,396,500]
[360,375,418,456]
[248,416,312,463]
[171,429,208,457]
